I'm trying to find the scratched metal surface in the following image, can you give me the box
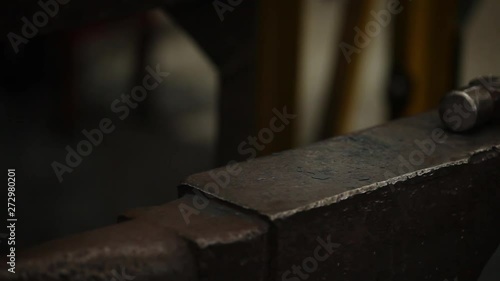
[182,111,500,219]
[5,111,500,281]
[122,195,270,281]
[183,110,500,281]
[0,219,197,281]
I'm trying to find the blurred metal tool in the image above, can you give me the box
[439,76,500,132]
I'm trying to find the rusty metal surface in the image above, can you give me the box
[182,111,500,280]
[0,219,196,281]
[121,195,270,281]
[183,111,500,219]
[3,111,500,281]
[272,158,500,280]
[2,196,269,281]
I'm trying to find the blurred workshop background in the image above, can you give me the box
[1,0,499,278]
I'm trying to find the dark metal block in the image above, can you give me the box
[0,219,196,281]
[183,111,500,280]
[122,195,270,281]
[7,111,500,280]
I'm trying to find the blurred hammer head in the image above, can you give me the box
[439,76,500,132]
